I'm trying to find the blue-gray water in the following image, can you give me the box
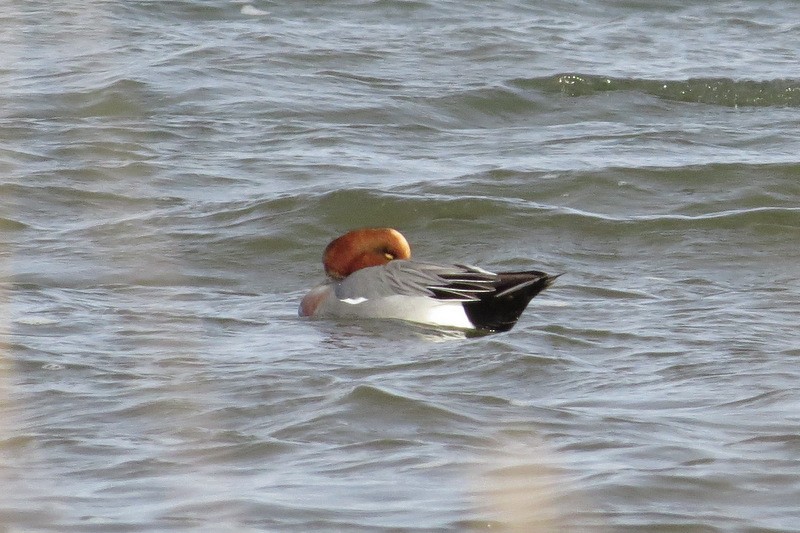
[2,1,799,531]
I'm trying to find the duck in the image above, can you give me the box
[299,228,559,333]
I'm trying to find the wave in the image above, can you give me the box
[0,216,28,231]
[547,204,800,230]
[299,177,800,234]
[512,74,800,107]
[4,161,794,291]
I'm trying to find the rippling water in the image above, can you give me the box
[2,1,800,531]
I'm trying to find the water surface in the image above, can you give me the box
[1,1,799,531]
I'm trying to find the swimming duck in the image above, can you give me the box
[299,228,558,333]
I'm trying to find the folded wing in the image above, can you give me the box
[334,260,558,332]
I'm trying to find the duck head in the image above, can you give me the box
[323,228,411,279]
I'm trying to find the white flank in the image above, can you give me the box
[425,303,473,329]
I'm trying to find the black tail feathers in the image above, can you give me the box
[463,271,560,332]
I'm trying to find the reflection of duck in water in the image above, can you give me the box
[299,228,559,333]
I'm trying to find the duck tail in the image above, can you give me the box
[463,271,561,332]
